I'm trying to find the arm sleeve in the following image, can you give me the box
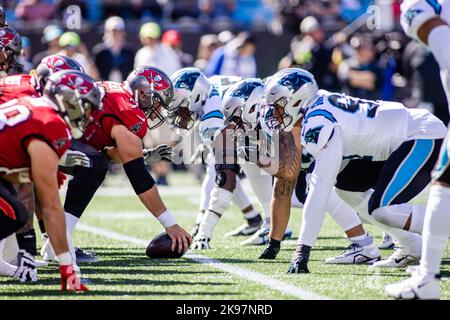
[298,126,343,247]
[428,25,450,73]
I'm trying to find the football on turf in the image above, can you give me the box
[146,232,186,259]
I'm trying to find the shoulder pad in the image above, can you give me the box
[301,115,335,157]
[401,0,441,42]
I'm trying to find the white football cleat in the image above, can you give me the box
[241,225,270,246]
[35,260,48,268]
[190,237,211,250]
[0,258,17,277]
[385,272,441,300]
[225,222,262,237]
[372,247,420,268]
[40,234,56,262]
[378,232,395,249]
[324,242,381,264]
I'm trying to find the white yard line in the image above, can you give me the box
[89,210,196,219]
[76,223,329,300]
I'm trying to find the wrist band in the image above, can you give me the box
[156,210,176,228]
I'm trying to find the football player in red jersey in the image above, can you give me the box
[0,54,90,270]
[0,27,23,75]
[0,70,102,290]
[41,66,192,266]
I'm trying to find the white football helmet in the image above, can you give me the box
[222,78,264,132]
[167,67,211,130]
[264,68,318,132]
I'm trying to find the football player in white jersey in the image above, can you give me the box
[166,68,272,249]
[223,78,381,263]
[262,68,446,274]
[385,0,450,300]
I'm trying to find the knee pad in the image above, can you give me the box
[371,206,396,227]
[214,164,238,191]
[208,187,233,216]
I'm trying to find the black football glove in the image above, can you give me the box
[287,244,311,274]
[258,243,280,260]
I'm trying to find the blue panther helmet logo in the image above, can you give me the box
[174,72,201,91]
[278,71,313,91]
[230,81,263,100]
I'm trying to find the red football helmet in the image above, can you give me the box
[35,54,84,92]
[0,27,22,73]
[125,66,173,130]
[44,70,102,139]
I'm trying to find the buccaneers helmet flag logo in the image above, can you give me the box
[43,56,76,73]
[59,74,94,95]
[138,68,170,94]
[0,29,13,46]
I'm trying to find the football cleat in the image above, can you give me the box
[41,234,56,262]
[324,242,381,264]
[13,250,38,283]
[241,225,293,246]
[75,248,99,263]
[287,245,311,274]
[372,248,420,268]
[225,215,263,237]
[258,243,280,260]
[35,259,48,268]
[385,271,441,300]
[190,237,211,250]
[379,232,395,249]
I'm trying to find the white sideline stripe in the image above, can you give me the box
[76,223,329,300]
[89,210,196,219]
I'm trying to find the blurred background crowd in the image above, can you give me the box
[3,0,448,184]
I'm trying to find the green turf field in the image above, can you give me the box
[0,172,449,300]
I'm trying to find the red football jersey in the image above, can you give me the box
[0,74,40,105]
[0,96,71,174]
[81,81,148,151]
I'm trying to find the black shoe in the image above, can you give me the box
[75,247,99,263]
[287,244,311,274]
[258,243,280,260]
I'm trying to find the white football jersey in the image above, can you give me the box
[301,90,446,162]
[401,0,450,109]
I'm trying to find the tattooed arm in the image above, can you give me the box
[268,124,302,241]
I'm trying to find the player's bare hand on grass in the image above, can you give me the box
[166,224,192,253]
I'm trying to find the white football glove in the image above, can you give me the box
[190,236,211,250]
[58,150,91,168]
[13,250,38,283]
[190,143,210,164]
[143,144,174,165]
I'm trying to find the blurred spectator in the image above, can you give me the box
[205,31,257,78]
[102,0,162,20]
[161,29,193,67]
[199,0,235,20]
[171,0,200,21]
[279,16,338,91]
[58,31,100,79]
[134,22,181,76]
[92,16,135,82]
[17,36,33,73]
[402,40,449,124]
[337,35,385,100]
[32,24,63,67]
[194,34,220,70]
[15,0,56,21]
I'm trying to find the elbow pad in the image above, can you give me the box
[123,157,155,195]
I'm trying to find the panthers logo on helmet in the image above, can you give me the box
[59,74,95,95]
[173,72,200,91]
[278,71,313,91]
[230,81,263,100]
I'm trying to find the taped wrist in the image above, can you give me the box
[123,157,155,195]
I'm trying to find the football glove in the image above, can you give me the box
[287,245,311,274]
[190,236,211,250]
[59,264,89,291]
[58,150,91,168]
[143,144,174,165]
[13,250,38,283]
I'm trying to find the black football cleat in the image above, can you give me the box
[287,244,311,274]
[258,243,280,260]
[75,247,99,263]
